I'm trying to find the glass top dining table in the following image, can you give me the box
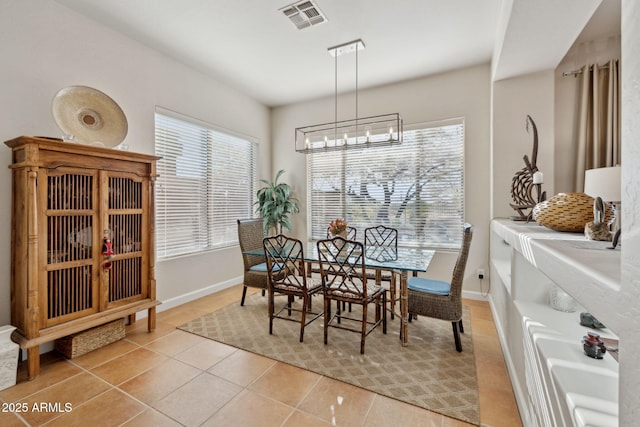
[243,242,435,346]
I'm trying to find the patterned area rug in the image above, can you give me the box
[178,293,479,425]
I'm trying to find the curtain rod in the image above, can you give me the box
[562,63,611,77]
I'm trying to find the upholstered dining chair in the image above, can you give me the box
[407,223,473,352]
[237,218,269,306]
[364,225,398,319]
[263,235,323,342]
[317,236,386,354]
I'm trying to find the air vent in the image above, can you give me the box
[280,0,327,30]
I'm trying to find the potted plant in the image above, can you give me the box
[255,169,300,235]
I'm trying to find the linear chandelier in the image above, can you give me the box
[295,39,403,153]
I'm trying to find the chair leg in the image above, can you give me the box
[262,289,266,296]
[459,319,464,334]
[299,296,307,342]
[324,297,330,345]
[361,303,368,354]
[389,275,396,320]
[240,285,248,306]
[382,293,387,334]
[452,321,462,352]
[268,291,274,335]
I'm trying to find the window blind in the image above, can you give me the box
[307,118,464,249]
[155,108,257,259]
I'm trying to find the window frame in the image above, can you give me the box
[154,107,258,260]
[306,117,465,250]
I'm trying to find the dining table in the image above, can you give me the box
[244,241,435,346]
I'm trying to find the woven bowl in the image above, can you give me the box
[532,192,614,232]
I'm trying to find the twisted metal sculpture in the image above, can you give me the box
[510,115,546,221]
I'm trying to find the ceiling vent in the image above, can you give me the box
[280,1,327,30]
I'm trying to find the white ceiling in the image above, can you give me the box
[53,0,620,107]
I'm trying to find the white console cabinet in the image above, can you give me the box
[489,219,619,427]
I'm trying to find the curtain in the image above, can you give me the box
[575,59,620,191]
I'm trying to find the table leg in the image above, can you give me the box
[399,270,409,346]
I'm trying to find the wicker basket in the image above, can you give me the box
[532,192,614,232]
[55,319,125,359]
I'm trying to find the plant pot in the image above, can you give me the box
[0,325,19,391]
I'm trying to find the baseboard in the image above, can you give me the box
[461,289,491,302]
[487,293,532,427]
[153,275,243,315]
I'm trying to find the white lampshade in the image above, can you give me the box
[584,166,621,203]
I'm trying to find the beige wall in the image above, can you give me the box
[491,71,556,220]
[271,64,492,293]
[0,2,272,324]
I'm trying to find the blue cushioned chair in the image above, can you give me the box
[407,224,473,352]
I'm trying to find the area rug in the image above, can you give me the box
[178,293,479,425]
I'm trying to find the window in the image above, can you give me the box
[155,108,258,259]
[307,118,464,249]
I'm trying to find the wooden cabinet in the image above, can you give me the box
[5,136,160,379]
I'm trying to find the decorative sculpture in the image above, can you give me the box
[510,115,546,221]
[584,197,613,241]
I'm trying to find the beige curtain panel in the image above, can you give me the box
[575,59,620,191]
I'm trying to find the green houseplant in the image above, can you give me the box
[255,169,300,235]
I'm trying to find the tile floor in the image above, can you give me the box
[0,285,522,427]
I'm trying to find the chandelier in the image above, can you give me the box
[295,39,403,153]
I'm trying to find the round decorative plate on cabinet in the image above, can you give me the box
[52,85,128,147]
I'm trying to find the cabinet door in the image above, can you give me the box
[41,168,100,327]
[102,171,149,310]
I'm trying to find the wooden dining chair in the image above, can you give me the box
[317,236,386,354]
[306,226,358,278]
[407,223,473,352]
[236,218,268,306]
[364,225,398,319]
[263,235,323,342]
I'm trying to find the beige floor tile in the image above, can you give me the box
[143,329,205,357]
[443,415,477,426]
[121,408,182,426]
[249,361,321,407]
[208,349,276,387]
[173,337,237,370]
[119,358,202,404]
[1,354,82,402]
[363,394,445,427]
[298,376,377,427]
[469,317,499,337]
[4,286,522,427]
[69,338,140,370]
[201,389,294,427]
[478,385,523,427]
[17,372,110,425]
[282,410,334,427]
[44,389,146,427]
[153,372,243,426]
[125,320,178,346]
[157,308,210,327]
[91,347,168,386]
[0,409,28,427]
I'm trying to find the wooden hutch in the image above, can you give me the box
[5,136,160,379]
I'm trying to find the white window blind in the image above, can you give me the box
[155,108,257,259]
[307,118,464,249]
